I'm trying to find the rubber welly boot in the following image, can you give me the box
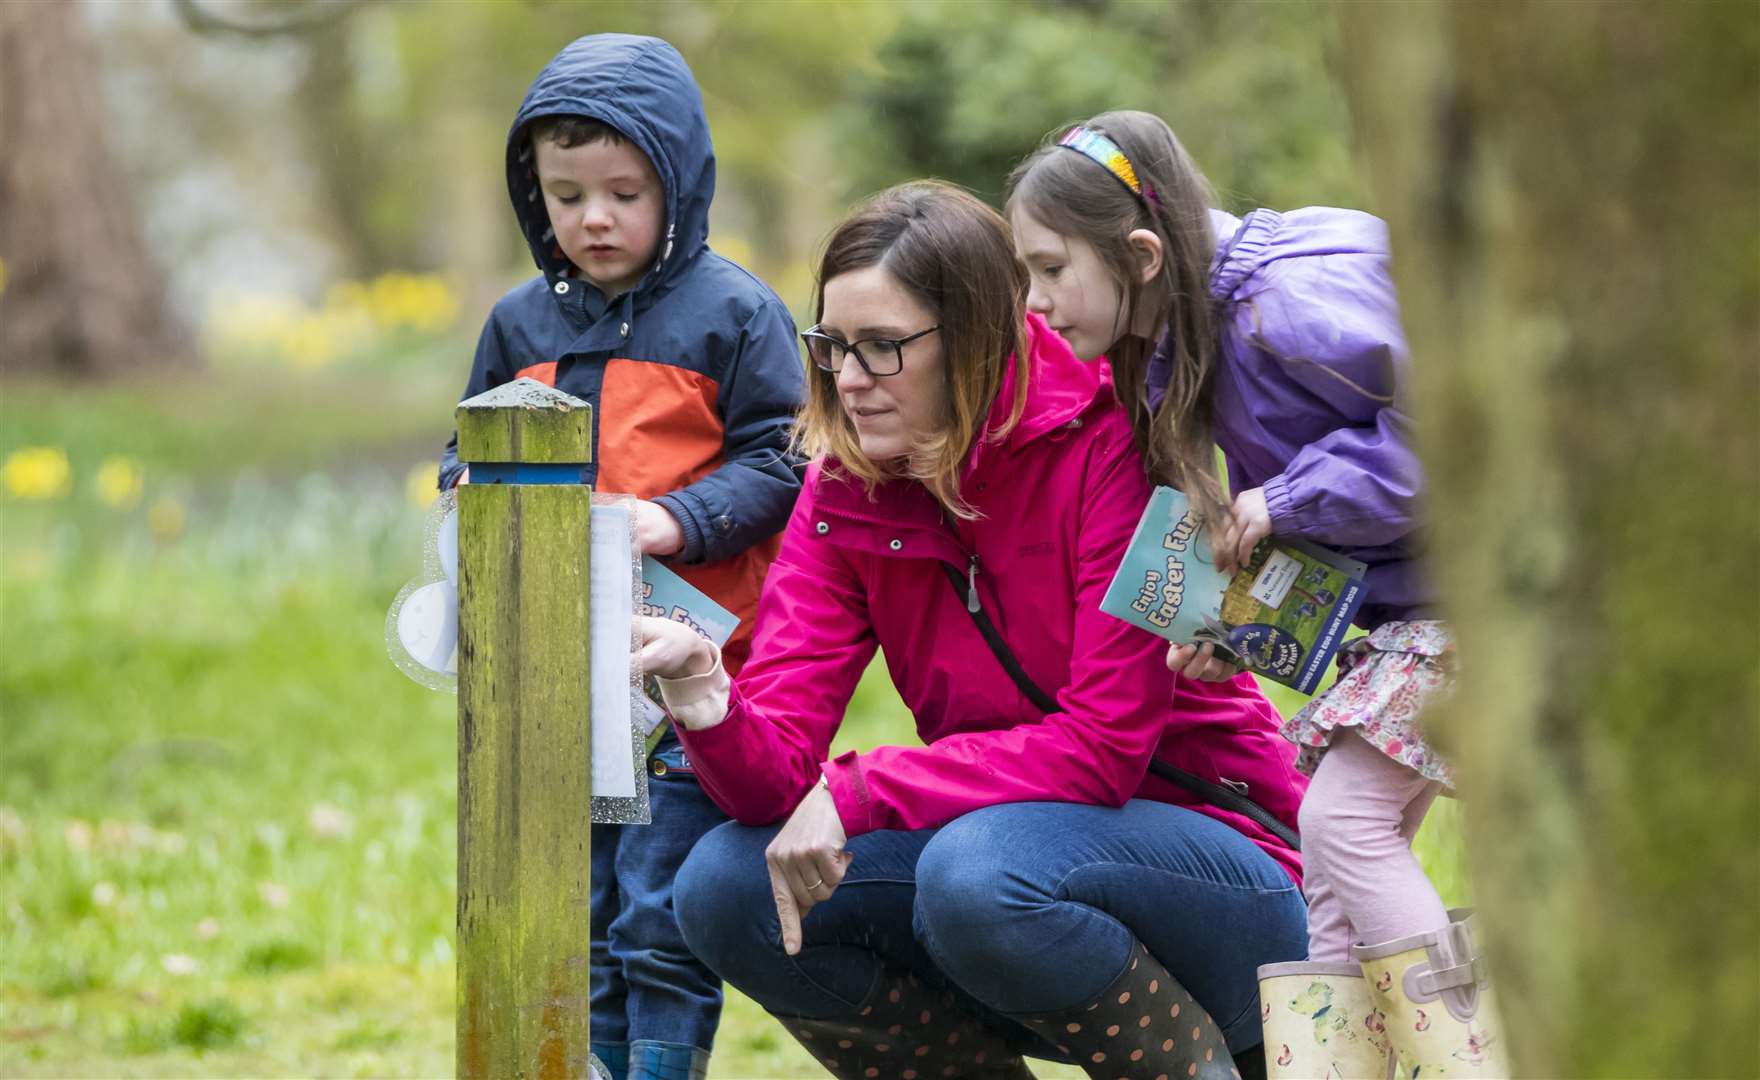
[775,968,1036,1079]
[1010,939,1236,1079]
[626,1040,709,1080]
[1352,913,1510,1078]
[1257,960,1392,1079]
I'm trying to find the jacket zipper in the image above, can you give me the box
[965,553,981,613]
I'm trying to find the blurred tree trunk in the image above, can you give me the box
[434,4,512,317]
[293,16,395,278]
[0,0,182,377]
[1338,3,1758,1075]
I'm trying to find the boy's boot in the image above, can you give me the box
[626,1040,709,1080]
[1008,939,1236,1079]
[1256,960,1392,1079]
[775,967,1036,1079]
[588,1043,627,1080]
[1351,912,1511,1078]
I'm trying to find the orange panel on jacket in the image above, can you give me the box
[513,360,559,386]
[599,357,770,674]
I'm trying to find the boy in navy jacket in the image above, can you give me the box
[438,34,804,1080]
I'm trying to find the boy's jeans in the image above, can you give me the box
[673,799,1308,1055]
[590,734,727,1055]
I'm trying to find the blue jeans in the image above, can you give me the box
[591,734,728,1054]
[674,799,1307,1055]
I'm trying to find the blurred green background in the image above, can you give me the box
[0,2,1464,1076]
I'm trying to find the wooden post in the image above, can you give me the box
[455,377,596,1079]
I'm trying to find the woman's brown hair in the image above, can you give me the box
[1005,110,1227,526]
[794,181,1028,518]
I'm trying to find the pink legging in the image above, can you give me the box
[1298,728,1451,962]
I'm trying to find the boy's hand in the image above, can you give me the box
[636,615,715,679]
[1213,487,1272,576]
[455,468,470,486]
[635,500,685,557]
[1166,641,1243,682]
[766,778,852,956]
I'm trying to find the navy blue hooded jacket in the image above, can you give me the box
[439,34,804,669]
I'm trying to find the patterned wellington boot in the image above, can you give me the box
[1256,961,1392,1079]
[1352,913,1510,1078]
[1010,939,1236,1080]
[776,967,1037,1080]
[626,1040,709,1080]
[589,1043,627,1080]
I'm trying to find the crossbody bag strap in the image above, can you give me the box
[940,561,1300,852]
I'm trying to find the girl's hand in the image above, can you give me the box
[1214,487,1272,576]
[1166,641,1243,682]
[636,615,716,679]
[635,500,685,557]
[766,779,852,956]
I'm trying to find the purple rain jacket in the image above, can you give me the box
[1148,207,1432,630]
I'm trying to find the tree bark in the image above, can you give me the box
[0,0,183,377]
[1337,3,1759,1075]
[290,15,397,278]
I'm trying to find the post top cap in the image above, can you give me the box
[458,377,589,414]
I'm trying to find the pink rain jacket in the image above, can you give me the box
[675,315,1306,883]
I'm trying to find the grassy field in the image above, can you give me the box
[0,364,1467,1078]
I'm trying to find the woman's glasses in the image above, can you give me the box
[801,325,940,377]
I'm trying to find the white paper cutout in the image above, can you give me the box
[589,503,638,798]
[385,486,651,823]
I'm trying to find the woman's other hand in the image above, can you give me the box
[1166,641,1243,682]
[1212,486,1271,576]
[637,615,716,679]
[766,778,852,956]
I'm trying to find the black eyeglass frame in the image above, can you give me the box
[800,325,941,377]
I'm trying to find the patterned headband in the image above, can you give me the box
[1056,126,1160,207]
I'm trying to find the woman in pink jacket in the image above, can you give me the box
[639,182,1307,1080]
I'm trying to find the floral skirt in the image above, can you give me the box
[1283,619,1457,789]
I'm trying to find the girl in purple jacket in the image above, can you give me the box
[641,182,1307,1079]
[1007,111,1509,1077]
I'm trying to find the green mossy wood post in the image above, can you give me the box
[1337,3,1759,1074]
[455,377,596,1079]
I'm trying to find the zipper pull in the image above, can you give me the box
[966,554,981,613]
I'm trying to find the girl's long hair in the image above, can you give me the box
[793,181,1028,518]
[1006,110,1227,526]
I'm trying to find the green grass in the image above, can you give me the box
[0,366,1464,1078]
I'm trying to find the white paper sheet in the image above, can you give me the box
[589,504,638,797]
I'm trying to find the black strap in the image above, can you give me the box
[941,561,1301,852]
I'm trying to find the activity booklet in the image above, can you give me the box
[1100,486,1367,694]
[636,556,737,739]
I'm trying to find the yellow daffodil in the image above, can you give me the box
[148,495,185,543]
[94,456,144,509]
[2,447,72,500]
[406,461,441,509]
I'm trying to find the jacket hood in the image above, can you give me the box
[1207,206,1391,302]
[506,33,714,303]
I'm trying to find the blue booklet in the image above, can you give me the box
[1099,486,1368,694]
[636,557,738,740]
[639,556,738,648]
